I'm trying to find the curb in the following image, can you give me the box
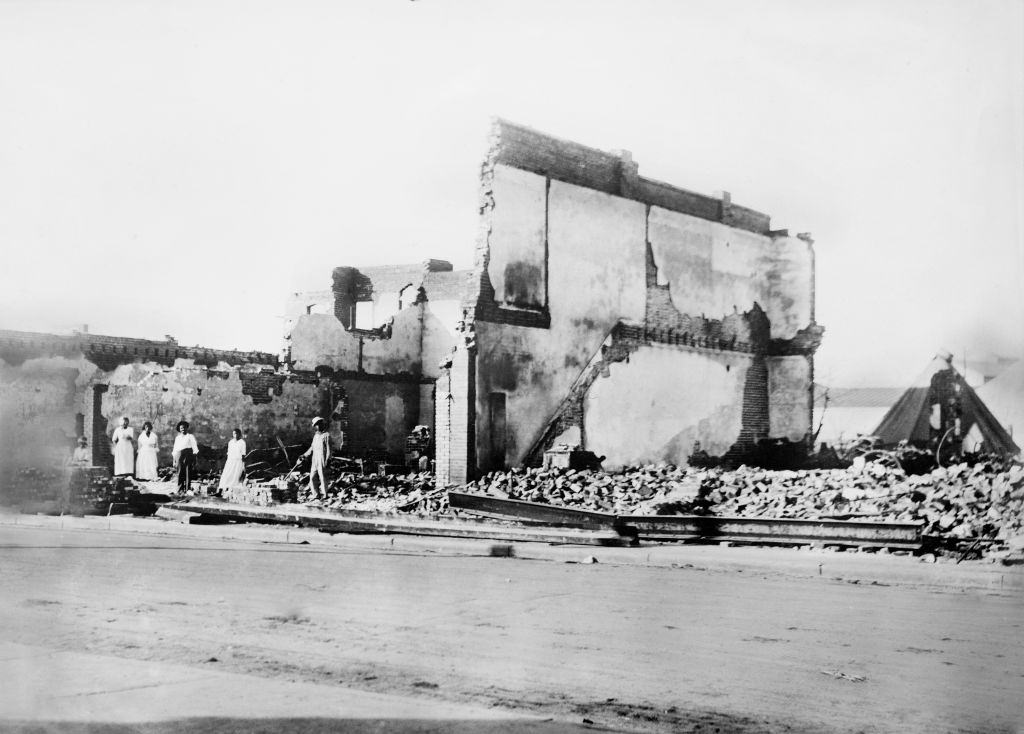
[2,510,1022,592]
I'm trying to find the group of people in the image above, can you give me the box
[104,416,247,494]
[96,415,334,497]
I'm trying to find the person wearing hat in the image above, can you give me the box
[301,417,331,500]
[171,420,199,494]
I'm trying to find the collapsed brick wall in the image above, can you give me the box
[101,363,332,466]
[1,332,427,476]
[0,329,276,372]
[101,365,423,466]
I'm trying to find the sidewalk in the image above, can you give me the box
[0,641,596,733]
[2,508,1022,592]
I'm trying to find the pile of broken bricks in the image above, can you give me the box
[295,470,445,514]
[461,461,1024,557]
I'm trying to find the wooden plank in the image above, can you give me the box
[448,491,621,530]
[166,500,631,546]
[623,514,923,549]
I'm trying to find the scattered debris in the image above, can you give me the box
[463,460,1024,556]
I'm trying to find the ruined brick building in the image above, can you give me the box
[282,260,470,458]
[432,121,822,485]
[0,120,821,485]
[287,120,822,484]
[0,330,285,472]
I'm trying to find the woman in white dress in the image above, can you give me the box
[111,416,135,476]
[218,428,247,492]
[136,421,160,480]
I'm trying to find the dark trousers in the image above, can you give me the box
[176,449,196,492]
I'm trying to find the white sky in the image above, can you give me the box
[1,0,1021,387]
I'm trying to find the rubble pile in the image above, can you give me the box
[224,478,298,506]
[463,465,692,514]
[463,461,1024,543]
[295,471,444,514]
[66,467,124,511]
[703,462,1024,541]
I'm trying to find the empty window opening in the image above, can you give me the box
[354,300,374,330]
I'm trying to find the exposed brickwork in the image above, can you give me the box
[463,129,551,332]
[434,340,476,486]
[88,385,109,465]
[0,329,276,371]
[521,325,636,467]
[490,119,772,235]
[723,355,771,463]
[768,322,826,357]
[520,308,774,467]
[331,267,374,327]
[238,369,288,404]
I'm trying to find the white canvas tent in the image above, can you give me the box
[976,359,1024,444]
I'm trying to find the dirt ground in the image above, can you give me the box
[1,524,1022,734]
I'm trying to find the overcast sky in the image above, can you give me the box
[1,0,1021,387]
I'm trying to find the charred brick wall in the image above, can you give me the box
[460,121,820,477]
[335,376,421,459]
[435,342,476,487]
[490,120,771,235]
[101,363,328,466]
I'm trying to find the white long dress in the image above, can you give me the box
[111,426,135,475]
[136,431,159,480]
[218,438,246,490]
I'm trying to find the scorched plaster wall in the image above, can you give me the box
[437,120,821,483]
[474,168,648,472]
[584,347,750,468]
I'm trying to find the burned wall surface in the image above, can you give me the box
[0,331,280,477]
[585,347,751,468]
[99,362,335,466]
[767,355,813,441]
[0,329,428,481]
[336,376,421,458]
[286,261,468,382]
[437,120,822,481]
[473,170,649,472]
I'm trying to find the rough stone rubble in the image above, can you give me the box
[460,460,1024,552]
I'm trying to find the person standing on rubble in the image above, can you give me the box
[172,420,199,494]
[111,416,136,477]
[301,417,330,500]
[218,428,247,494]
[135,422,159,481]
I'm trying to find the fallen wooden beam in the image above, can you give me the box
[447,492,922,549]
[623,514,924,549]
[166,499,631,546]
[448,491,623,531]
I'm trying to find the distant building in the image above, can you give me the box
[813,386,904,446]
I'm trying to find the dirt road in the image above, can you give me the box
[1,525,1021,733]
